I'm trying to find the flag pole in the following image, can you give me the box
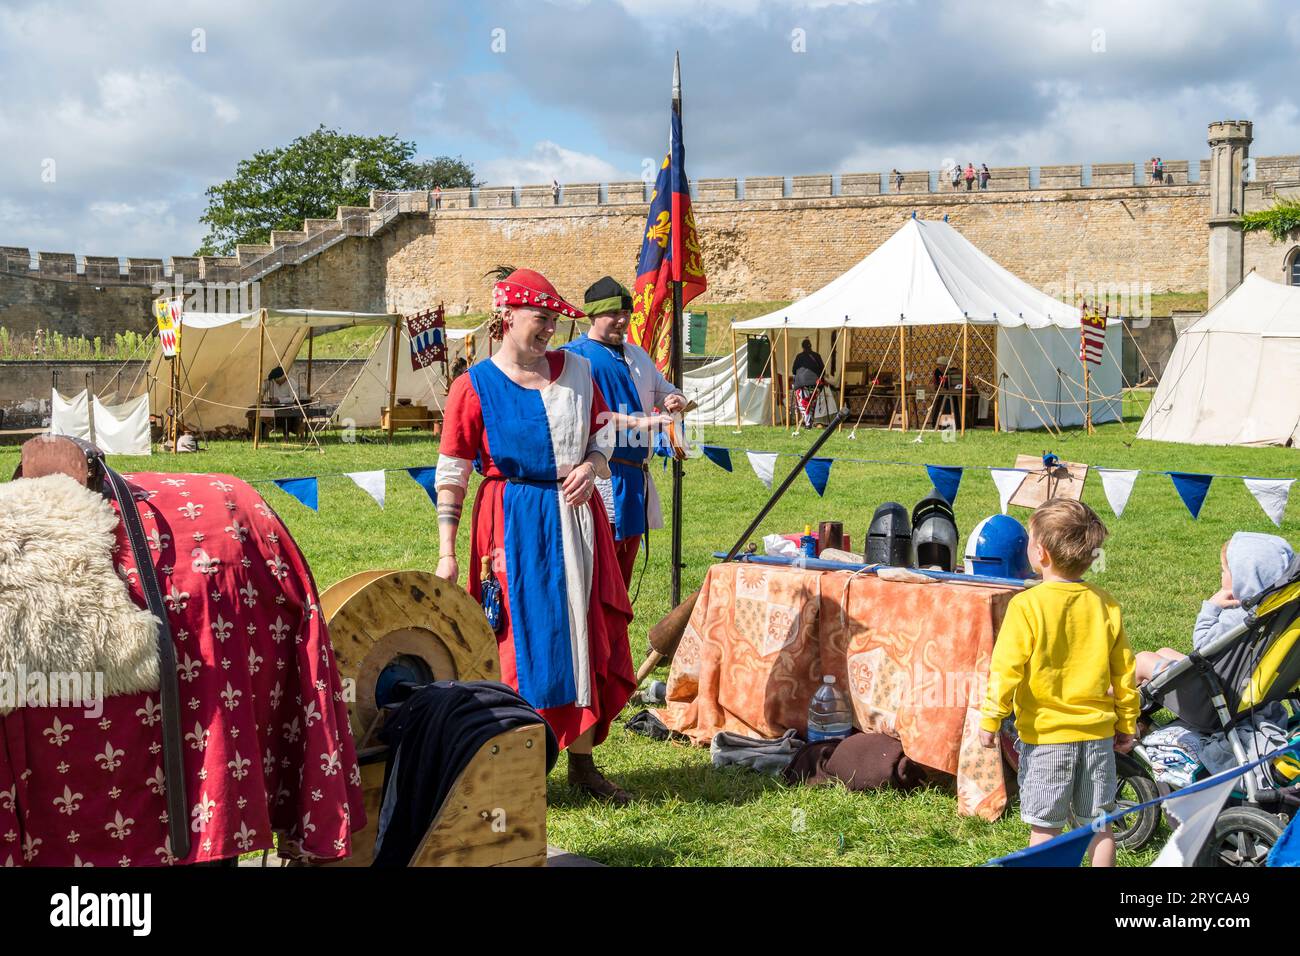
[669,51,685,608]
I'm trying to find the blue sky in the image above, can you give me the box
[2,0,1299,258]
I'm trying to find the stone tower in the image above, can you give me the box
[1207,119,1253,305]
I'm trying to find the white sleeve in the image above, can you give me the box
[434,454,473,491]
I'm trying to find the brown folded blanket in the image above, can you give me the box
[782,732,928,792]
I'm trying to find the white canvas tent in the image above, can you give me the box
[728,217,1123,431]
[1138,273,1300,446]
[138,308,401,440]
[333,317,592,427]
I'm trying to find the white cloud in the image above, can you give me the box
[478,140,628,185]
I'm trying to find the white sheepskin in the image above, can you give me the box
[0,474,159,711]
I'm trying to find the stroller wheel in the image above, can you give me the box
[1070,761,1161,850]
[1195,807,1287,867]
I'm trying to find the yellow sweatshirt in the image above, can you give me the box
[979,581,1139,744]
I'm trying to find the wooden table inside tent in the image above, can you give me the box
[381,403,440,434]
[656,561,1020,820]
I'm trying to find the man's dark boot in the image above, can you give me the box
[567,751,631,806]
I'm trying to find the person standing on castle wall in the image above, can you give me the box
[562,276,685,591]
[894,168,904,191]
[965,162,976,191]
[950,164,961,190]
[980,164,991,190]
[552,179,560,204]
[433,185,442,209]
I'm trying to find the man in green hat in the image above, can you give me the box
[562,276,686,589]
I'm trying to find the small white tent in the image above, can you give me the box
[1138,273,1300,446]
[728,217,1122,431]
[334,325,486,427]
[139,308,400,435]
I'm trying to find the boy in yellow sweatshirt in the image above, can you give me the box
[978,498,1139,866]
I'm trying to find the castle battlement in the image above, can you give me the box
[3,152,1299,291]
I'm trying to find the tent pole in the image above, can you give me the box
[730,326,741,430]
[782,326,791,429]
[961,319,968,436]
[253,310,266,450]
[386,320,400,441]
[899,323,908,431]
[839,328,851,428]
[766,335,776,427]
[1085,362,1094,434]
[306,327,314,397]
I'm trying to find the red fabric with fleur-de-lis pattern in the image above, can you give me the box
[0,473,365,866]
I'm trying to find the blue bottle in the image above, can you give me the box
[800,524,817,558]
[806,676,853,742]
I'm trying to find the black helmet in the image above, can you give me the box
[866,502,911,567]
[911,491,959,571]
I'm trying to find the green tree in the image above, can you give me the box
[407,156,480,191]
[197,126,478,255]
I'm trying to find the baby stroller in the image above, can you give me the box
[1118,556,1300,865]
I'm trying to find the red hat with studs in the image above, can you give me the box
[492,268,585,319]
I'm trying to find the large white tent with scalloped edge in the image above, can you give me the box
[719,217,1122,432]
[1138,272,1300,446]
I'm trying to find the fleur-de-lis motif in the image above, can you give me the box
[105,811,134,841]
[116,562,138,582]
[146,528,171,552]
[185,723,210,752]
[0,786,14,812]
[221,682,242,711]
[155,838,176,866]
[22,833,42,862]
[301,812,317,836]
[212,614,233,643]
[266,556,289,580]
[53,786,83,815]
[303,701,321,728]
[164,585,189,612]
[320,751,342,776]
[225,518,248,541]
[282,717,302,744]
[161,477,187,487]
[191,793,216,832]
[95,742,124,773]
[210,479,234,493]
[228,751,251,781]
[233,821,257,852]
[268,617,290,643]
[136,697,162,726]
[145,766,166,796]
[177,654,201,683]
[269,682,283,709]
[263,748,276,777]
[247,648,263,676]
[45,716,76,747]
[646,209,671,248]
[177,501,203,520]
[239,582,259,608]
[190,548,220,575]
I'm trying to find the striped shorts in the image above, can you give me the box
[1016,737,1117,829]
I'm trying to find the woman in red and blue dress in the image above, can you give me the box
[434,269,636,804]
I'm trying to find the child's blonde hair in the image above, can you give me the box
[1029,498,1108,578]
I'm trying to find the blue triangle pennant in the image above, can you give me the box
[406,466,440,505]
[701,445,733,472]
[1169,472,1213,519]
[987,823,1095,868]
[804,457,833,497]
[926,465,963,504]
[272,477,318,512]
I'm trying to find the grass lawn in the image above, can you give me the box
[4,406,1296,866]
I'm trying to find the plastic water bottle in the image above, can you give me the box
[806,675,853,742]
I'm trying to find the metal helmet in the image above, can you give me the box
[866,502,912,567]
[911,492,959,571]
[964,514,1032,579]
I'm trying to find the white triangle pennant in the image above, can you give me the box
[989,469,1024,515]
[746,451,778,490]
[346,470,386,509]
[1097,468,1140,519]
[1243,477,1293,527]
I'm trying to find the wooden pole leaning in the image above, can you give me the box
[782,325,791,430]
[253,309,266,450]
[898,322,908,431]
[730,326,741,430]
[386,319,400,441]
[838,327,851,426]
[960,317,969,436]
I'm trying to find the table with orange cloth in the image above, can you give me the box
[657,561,1020,820]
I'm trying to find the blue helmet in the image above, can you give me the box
[964,515,1032,579]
